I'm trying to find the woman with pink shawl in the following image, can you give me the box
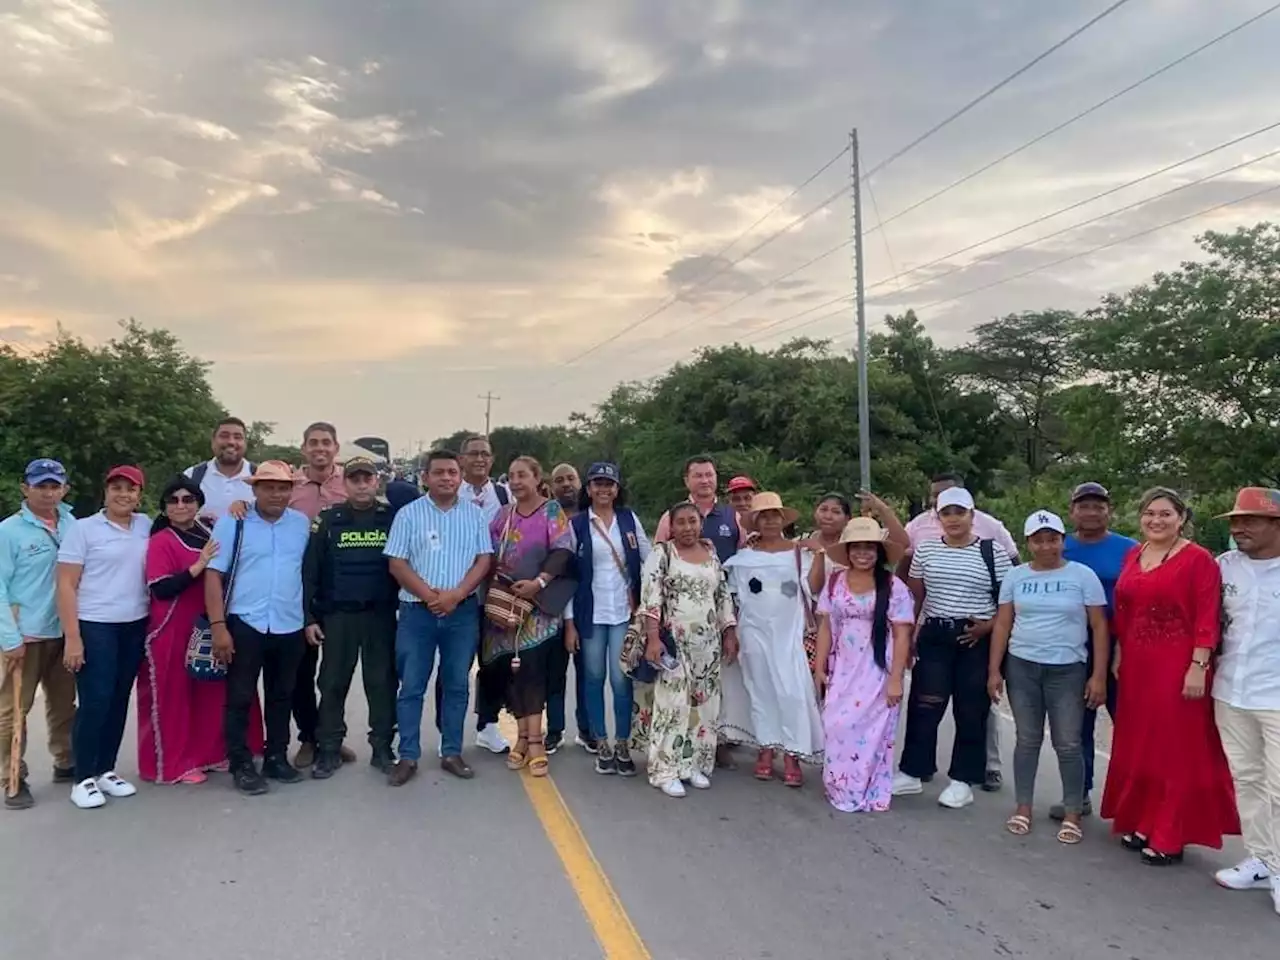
[136,475,263,783]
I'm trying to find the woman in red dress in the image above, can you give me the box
[1101,488,1239,864]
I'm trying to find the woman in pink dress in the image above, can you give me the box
[137,476,263,784]
[813,517,915,812]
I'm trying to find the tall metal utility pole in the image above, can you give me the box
[478,392,500,436]
[850,129,871,491]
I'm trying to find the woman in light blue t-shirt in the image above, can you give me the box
[988,510,1109,845]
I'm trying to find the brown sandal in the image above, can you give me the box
[527,736,549,778]
[506,737,529,770]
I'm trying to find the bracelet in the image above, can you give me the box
[1190,659,1209,669]
[210,619,226,627]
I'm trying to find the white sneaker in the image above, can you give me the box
[891,771,924,796]
[660,780,686,798]
[70,778,106,809]
[1214,856,1272,891]
[938,779,975,809]
[475,724,510,754]
[688,772,711,790]
[96,772,137,798]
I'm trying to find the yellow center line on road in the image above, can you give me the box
[498,712,650,959]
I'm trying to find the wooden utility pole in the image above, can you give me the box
[478,392,500,435]
[850,128,871,491]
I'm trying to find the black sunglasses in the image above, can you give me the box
[166,494,199,505]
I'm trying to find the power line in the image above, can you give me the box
[894,180,1280,315]
[863,177,904,295]
[860,0,1138,181]
[739,292,853,346]
[656,239,852,340]
[562,180,850,365]
[864,117,1280,296]
[562,0,1140,373]
[674,129,1280,352]
[704,146,850,264]
[870,145,1280,305]
[868,1,1280,232]
[742,149,1280,346]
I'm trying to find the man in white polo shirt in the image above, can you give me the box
[1212,487,1280,915]
[184,416,256,522]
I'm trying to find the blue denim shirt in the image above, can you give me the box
[209,508,310,634]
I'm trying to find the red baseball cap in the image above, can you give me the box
[105,465,145,487]
[726,475,757,493]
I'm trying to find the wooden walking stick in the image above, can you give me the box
[7,663,23,797]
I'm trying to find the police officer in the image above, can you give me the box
[302,457,399,778]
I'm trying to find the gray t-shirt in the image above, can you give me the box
[999,561,1106,665]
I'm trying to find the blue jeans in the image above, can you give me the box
[72,619,146,783]
[1005,655,1086,813]
[395,599,478,761]
[582,621,633,743]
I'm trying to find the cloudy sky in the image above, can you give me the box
[2,0,1279,454]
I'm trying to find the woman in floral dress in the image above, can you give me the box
[813,517,915,812]
[631,502,739,798]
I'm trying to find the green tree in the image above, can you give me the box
[947,310,1079,479]
[0,320,224,515]
[245,420,301,465]
[1078,224,1280,489]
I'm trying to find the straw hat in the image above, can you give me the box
[744,491,800,531]
[245,460,296,485]
[827,516,904,565]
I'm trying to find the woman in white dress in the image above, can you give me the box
[721,492,824,786]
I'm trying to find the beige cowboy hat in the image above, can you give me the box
[827,516,904,566]
[744,491,800,531]
[244,459,296,485]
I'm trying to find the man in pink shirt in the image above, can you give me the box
[289,422,350,769]
[289,422,347,522]
[904,473,1019,793]
[905,473,1019,559]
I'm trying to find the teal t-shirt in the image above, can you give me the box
[999,561,1107,665]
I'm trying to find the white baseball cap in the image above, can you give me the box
[935,487,975,512]
[1024,510,1066,537]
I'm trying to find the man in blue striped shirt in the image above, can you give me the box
[383,449,493,785]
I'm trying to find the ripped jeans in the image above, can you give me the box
[900,618,990,786]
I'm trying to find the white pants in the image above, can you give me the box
[1215,700,1280,872]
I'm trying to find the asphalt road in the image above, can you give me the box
[2,674,1275,959]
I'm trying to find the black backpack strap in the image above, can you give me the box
[494,483,509,506]
[247,461,256,475]
[979,538,1000,606]
[191,462,208,486]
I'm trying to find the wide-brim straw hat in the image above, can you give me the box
[827,516,904,565]
[245,459,296,485]
[744,491,800,531]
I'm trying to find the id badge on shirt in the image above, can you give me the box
[427,529,442,551]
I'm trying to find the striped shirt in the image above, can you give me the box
[908,538,1013,620]
[384,494,492,601]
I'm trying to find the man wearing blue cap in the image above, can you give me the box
[0,459,78,809]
